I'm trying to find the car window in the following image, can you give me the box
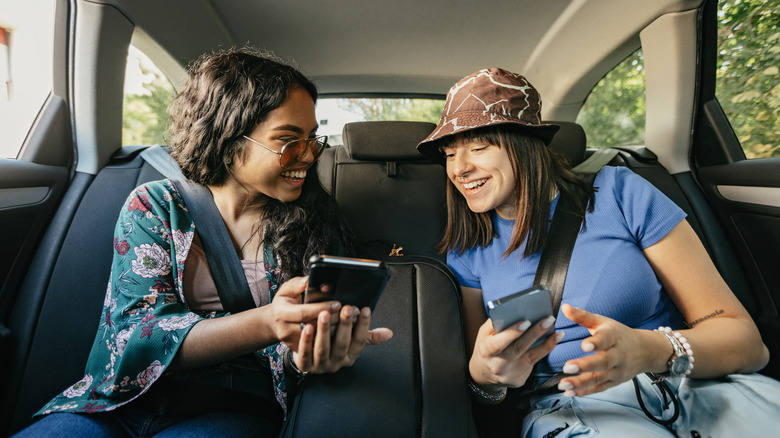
[316,98,444,146]
[123,45,175,146]
[716,0,779,159]
[576,49,646,148]
[0,0,55,159]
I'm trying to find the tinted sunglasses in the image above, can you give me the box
[242,135,328,168]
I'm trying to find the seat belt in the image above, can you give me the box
[534,147,619,317]
[527,147,618,394]
[139,145,256,313]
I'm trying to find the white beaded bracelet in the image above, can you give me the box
[656,326,694,377]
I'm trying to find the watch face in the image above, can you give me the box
[670,355,690,376]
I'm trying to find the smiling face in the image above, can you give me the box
[442,137,518,219]
[232,87,319,203]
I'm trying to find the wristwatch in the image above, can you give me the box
[659,331,690,377]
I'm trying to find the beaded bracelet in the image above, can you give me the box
[656,326,694,377]
[467,376,507,405]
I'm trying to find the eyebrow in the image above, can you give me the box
[271,124,319,136]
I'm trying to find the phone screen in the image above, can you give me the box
[304,255,389,310]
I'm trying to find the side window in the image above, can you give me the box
[0,0,55,158]
[716,0,779,159]
[123,45,175,146]
[576,49,646,148]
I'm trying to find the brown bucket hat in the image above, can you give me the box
[417,67,559,162]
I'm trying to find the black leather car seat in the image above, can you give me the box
[317,121,445,260]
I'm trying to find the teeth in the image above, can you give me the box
[463,179,487,189]
[281,170,307,179]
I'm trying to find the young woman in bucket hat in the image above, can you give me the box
[418,67,780,436]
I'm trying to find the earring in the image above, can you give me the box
[225,156,232,165]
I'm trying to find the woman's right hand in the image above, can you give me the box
[267,277,341,350]
[469,316,562,391]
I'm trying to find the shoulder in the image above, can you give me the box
[594,165,643,189]
[120,179,189,222]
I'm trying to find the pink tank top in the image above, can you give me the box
[182,242,270,311]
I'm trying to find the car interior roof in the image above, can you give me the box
[106,0,703,109]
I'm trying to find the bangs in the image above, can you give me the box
[436,126,508,155]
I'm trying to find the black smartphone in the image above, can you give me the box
[304,255,390,311]
[487,285,554,349]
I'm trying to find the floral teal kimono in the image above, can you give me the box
[37,180,291,417]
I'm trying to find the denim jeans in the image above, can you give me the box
[13,408,277,438]
[522,372,780,437]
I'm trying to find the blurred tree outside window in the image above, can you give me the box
[123,45,175,146]
[576,49,646,148]
[717,0,779,158]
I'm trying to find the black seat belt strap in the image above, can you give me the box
[527,151,614,394]
[140,145,255,313]
[533,147,618,316]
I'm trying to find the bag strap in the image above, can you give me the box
[140,145,256,313]
[533,147,618,316]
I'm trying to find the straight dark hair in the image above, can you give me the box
[167,47,353,281]
[437,125,594,258]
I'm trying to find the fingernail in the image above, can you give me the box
[362,307,370,317]
[542,316,555,329]
[557,381,574,390]
[320,312,329,323]
[554,332,565,342]
[563,363,580,374]
[331,302,341,311]
[582,342,595,352]
[517,320,531,331]
[564,390,576,397]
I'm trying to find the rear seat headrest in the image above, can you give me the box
[545,121,586,166]
[341,119,585,166]
[342,121,436,161]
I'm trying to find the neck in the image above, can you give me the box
[207,181,268,259]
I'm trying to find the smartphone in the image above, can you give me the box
[304,255,390,311]
[487,285,554,349]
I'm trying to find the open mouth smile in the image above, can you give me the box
[462,178,488,190]
[281,170,307,180]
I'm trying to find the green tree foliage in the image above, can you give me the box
[122,65,175,145]
[577,0,778,158]
[576,50,646,148]
[717,0,779,158]
[341,98,445,124]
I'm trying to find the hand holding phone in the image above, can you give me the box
[487,285,554,349]
[304,255,390,311]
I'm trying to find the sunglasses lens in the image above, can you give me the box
[280,139,324,168]
[279,140,303,168]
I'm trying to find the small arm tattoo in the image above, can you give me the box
[688,309,725,327]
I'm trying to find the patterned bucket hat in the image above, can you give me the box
[417,68,559,162]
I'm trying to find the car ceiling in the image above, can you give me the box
[96,0,702,117]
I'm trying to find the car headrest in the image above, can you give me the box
[342,121,436,161]
[545,121,586,166]
[341,120,585,165]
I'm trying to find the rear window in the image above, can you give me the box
[122,45,175,146]
[316,98,444,146]
[576,49,646,148]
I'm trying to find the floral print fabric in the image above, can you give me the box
[37,180,289,417]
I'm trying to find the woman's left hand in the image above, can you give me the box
[555,303,664,397]
[292,305,393,374]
